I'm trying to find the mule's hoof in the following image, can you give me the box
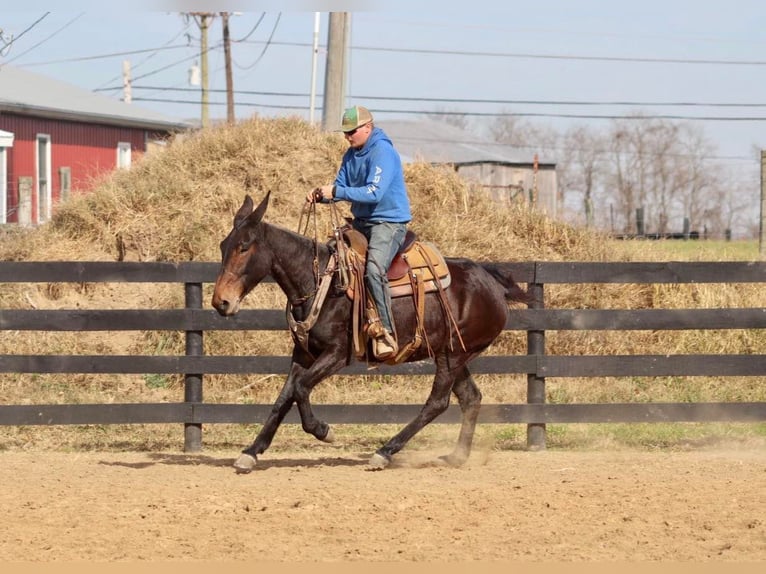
[367,452,390,471]
[439,453,467,468]
[321,427,335,444]
[233,453,257,473]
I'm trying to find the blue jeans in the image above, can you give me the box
[352,219,407,334]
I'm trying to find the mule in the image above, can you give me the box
[211,192,531,472]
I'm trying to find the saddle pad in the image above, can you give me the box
[389,241,449,286]
[342,233,451,300]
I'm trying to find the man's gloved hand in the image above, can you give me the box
[305,185,334,203]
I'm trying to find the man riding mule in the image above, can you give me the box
[322,221,460,365]
[307,105,411,360]
[211,191,531,473]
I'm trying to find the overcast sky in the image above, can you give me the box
[3,1,766,186]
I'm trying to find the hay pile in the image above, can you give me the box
[0,116,763,414]
[0,116,608,264]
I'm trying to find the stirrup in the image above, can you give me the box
[372,330,398,359]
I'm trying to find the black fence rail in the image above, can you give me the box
[1,260,765,452]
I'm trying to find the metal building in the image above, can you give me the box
[0,65,190,225]
[379,118,558,216]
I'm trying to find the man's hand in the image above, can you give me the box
[306,185,334,203]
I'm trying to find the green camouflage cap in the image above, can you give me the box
[341,105,373,132]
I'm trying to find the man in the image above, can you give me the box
[308,105,412,360]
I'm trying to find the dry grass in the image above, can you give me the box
[0,116,764,451]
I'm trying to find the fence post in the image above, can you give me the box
[526,280,546,450]
[184,282,204,452]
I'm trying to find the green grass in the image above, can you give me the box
[143,374,170,389]
[613,238,762,261]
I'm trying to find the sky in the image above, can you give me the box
[2,1,766,189]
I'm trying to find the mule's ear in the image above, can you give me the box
[250,191,270,224]
[234,195,254,227]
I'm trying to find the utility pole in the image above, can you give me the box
[309,12,321,125]
[221,12,235,124]
[188,12,213,128]
[322,12,350,131]
[122,60,131,103]
[199,13,210,128]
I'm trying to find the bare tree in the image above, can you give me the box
[605,125,639,233]
[478,110,757,239]
[646,121,683,234]
[561,125,606,227]
[603,114,718,236]
[714,164,759,239]
[490,113,559,154]
[430,108,471,131]
[677,123,719,235]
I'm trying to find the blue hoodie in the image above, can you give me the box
[332,127,412,223]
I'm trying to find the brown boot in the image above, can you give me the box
[373,330,398,360]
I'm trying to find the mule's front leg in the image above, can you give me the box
[234,361,303,473]
[293,346,347,444]
[234,347,346,473]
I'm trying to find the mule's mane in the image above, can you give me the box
[260,220,335,307]
[262,220,332,259]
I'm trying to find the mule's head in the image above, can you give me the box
[211,192,272,316]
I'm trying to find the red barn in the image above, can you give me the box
[0,64,191,225]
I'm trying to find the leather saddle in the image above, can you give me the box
[338,227,455,364]
[342,228,451,299]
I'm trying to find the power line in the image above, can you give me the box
[18,36,766,69]
[3,13,82,65]
[124,86,766,108]
[233,13,281,71]
[101,36,766,106]
[126,89,766,121]
[13,43,191,66]
[132,47,218,83]
[128,95,758,163]
[129,95,766,122]
[233,39,766,67]
[95,25,192,91]
[132,96,309,112]
[13,29,766,106]
[347,43,766,66]
[0,12,50,55]
[233,13,266,42]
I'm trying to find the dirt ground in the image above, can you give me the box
[0,445,764,563]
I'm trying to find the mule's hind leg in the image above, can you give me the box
[440,365,482,467]
[370,351,468,469]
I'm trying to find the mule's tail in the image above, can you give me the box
[481,262,534,305]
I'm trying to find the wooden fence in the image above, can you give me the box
[1,260,765,452]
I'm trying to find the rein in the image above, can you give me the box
[296,199,321,289]
[288,199,349,352]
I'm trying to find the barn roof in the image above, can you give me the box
[376,118,555,167]
[0,64,191,132]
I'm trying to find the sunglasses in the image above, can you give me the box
[343,123,369,136]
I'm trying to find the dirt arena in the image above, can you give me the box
[0,445,763,562]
